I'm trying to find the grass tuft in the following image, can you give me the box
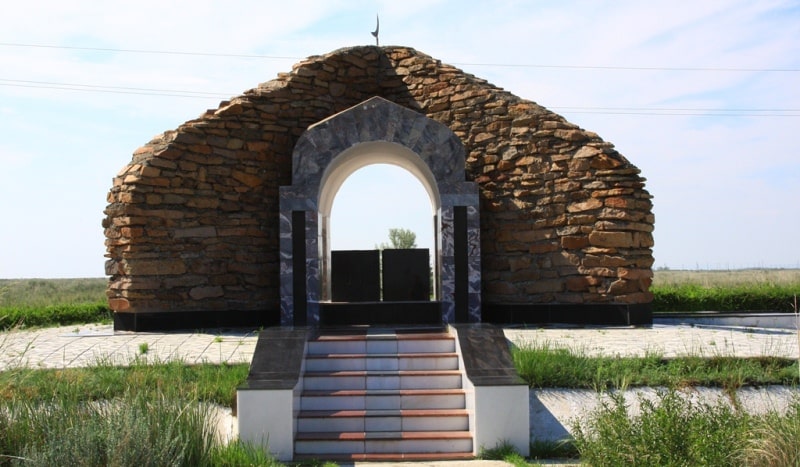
[479,441,529,466]
[743,401,800,466]
[208,439,283,466]
[0,393,221,466]
[572,389,753,466]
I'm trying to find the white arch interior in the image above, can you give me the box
[318,141,441,301]
[318,141,440,216]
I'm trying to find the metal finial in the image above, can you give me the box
[371,14,380,46]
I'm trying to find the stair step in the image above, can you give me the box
[293,452,475,462]
[303,370,463,391]
[296,329,473,460]
[300,388,466,411]
[304,353,459,371]
[294,430,473,455]
[308,334,455,354]
[297,409,470,432]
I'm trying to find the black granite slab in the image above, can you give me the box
[452,323,526,386]
[482,303,653,326]
[242,327,311,390]
[382,248,430,301]
[113,309,279,332]
[331,250,381,302]
[320,301,441,326]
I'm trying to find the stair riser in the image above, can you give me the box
[303,374,462,391]
[295,439,473,455]
[297,331,472,459]
[301,394,466,411]
[308,339,455,355]
[305,356,459,372]
[298,415,469,433]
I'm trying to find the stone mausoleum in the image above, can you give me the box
[103,46,655,332]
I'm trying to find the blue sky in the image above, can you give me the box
[1,0,799,278]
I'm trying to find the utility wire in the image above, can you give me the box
[1,41,798,73]
[0,42,298,60]
[0,78,229,97]
[2,78,798,116]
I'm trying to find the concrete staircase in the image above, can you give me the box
[293,327,474,462]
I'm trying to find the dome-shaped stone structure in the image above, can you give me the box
[103,46,654,331]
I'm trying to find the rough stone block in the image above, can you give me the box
[588,231,633,248]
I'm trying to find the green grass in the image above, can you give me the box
[0,278,109,330]
[0,360,249,407]
[0,303,111,330]
[652,268,800,312]
[0,393,221,466]
[0,361,257,466]
[512,341,799,391]
[743,402,800,466]
[572,389,800,467]
[0,278,106,307]
[652,283,800,312]
[572,389,756,466]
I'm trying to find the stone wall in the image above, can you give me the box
[103,45,654,324]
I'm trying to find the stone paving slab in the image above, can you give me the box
[0,324,258,370]
[1,322,797,371]
[504,323,799,359]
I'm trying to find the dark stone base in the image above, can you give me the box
[113,309,280,332]
[452,324,526,386]
[482,302,652,326]
[320,301,442,327]
[243,327,310,390]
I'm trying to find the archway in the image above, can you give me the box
[279,96,481,327]
[329,164,434,253]
[319,142,439,304]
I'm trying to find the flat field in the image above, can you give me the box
[0,277,106,308]
[653,268,800,288]
[2,270,799,318]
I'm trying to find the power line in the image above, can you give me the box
[3,78,798,117]
[0,42,298,61]
[454,62,800,73]
[0,78,229,97]
[0,78,230,99]
[555,109,799,117]
[2,41,798,73]
[550,106,800,117]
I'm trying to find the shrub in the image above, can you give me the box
[743,401,800,466]
[0,394,218,466]
[572,389,752,466]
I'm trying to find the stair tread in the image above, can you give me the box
[296,430,472,441]
[312,334,454,342]
[293,452,474,462]
[306,352,458,358]
[304,369,462,376]
[297,329,473,459]
[297,408,468,418]
[302,388,465,396]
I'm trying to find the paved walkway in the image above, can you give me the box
[2,322,797,371]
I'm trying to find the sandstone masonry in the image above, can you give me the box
[103,46,654,325]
